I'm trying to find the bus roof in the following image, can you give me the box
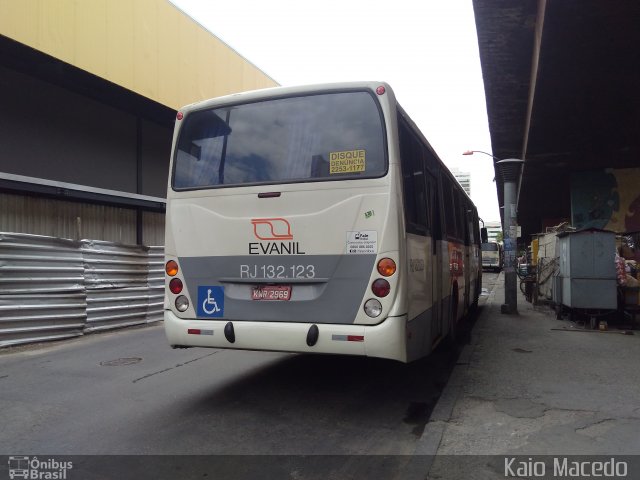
[177,81,395,112]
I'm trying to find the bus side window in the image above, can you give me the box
[441,175,457,240]
[462,200,471,246]
[411,143,428,233]
[474,212,481,244]
[424,148,441,247]
[467,205,476,245]
[399,122,417,230]
[453,191,464,242]
[399,118,428,235]
[426,173,440,254]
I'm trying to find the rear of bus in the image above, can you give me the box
[163,82,415,362]
[481,242,502,271]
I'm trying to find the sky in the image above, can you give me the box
[170,0,500,222]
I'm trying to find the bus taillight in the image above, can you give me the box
[175,295,189,312]
[371,279,390,297]
[377,258,396,277]
[364,299,382,318]
[169,278,183,294]
[166,260,179,276]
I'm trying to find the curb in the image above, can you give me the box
[403,274,502,477]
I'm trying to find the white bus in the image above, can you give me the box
[481,241,503,271]
[164,82,484,363]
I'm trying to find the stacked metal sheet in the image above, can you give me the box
[0,233,86,347]
[0,232,165,347]
[83,240,153,332]
[146,245,165,324]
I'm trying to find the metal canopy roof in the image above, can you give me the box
[473,0,640,240]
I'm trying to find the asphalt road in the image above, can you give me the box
[0,272,499,475]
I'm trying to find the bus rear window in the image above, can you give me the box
[172,91,387,190]
[482,242,499,252]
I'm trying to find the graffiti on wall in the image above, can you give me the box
[571,168,640,233]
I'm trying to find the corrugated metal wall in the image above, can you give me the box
[83,240,154,332]
[143,211,166,246]
[147,245,166,324]
[0,192,164,245]
[0,233,86,347]
[0,232,164,348]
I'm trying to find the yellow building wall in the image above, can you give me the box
[0,0,279,109]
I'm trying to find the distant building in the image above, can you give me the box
[485,221,502,243]
[451,167,471,196]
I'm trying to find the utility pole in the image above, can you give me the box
[495,159,524,314]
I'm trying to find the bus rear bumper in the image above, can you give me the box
[164,310,408,362]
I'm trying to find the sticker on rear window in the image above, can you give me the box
[329,150,366,174]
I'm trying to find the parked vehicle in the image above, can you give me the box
[163,81,483,363]
[481,241,503,271]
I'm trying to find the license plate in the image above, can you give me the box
[251,285,292,301]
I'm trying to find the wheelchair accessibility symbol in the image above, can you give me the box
[197,286,225,317]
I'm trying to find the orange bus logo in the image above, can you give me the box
[251,218,294,241]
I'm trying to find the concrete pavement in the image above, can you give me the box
[417,271,640,477]
[2,270,638,479]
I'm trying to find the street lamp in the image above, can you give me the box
[462,150,498,181]
[463,149,524,314]
[462,150,501,161]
